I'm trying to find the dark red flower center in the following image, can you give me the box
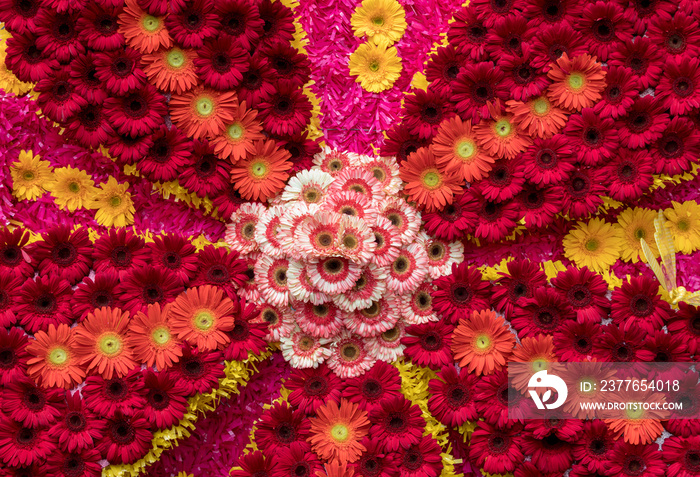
[627,111,650,132]
[447,383,469,408]
[182,357,204,378]
[568,172,591,197]
[574,335,592,354]
[445,63,460,80]
[304,376,328,396]
[149,139,173,163]
[617,162,637,181]
[471,82,494,104]
[386,412,406,432]
[513,64,534,84]
[542,0,563,21]
[161,251,182,270]
[450,282,473,305]
[361,378,383,400]
[592,19,614,42]
[504,34,521,54]
[53,15,77,42]
[63,455,86,477]
[242,69,263,90]
[22,44,42,64]
[273,57,293,76]
[536,149,558,169]
[534,307,559,330]
[1,245,22,266]
[542,433,565,450]
[291,463,309,477]
[480,200,502,221]
[606,84,622,103]
[547,43,567,62]
[673,77,694,97]
[685,450,700,471]
[0,289,8,310]
[508,280,530,301]
[490,0,513,14]
[689,314,700,335]
[360,455,382,476]
[467,24,486,42]
[195,154,218,178]
[231,321,249,341]
[148,388,170,410]
[613,343,633,361]
[567,284,592,308]
[23,387,46,411]
[659,133,683,158]
[398,139,422,162]
[124,94,148,118]
[206,264,230,284]
[666,32,686,54]
[183,10,203,30]
[523,188,545,209]
[488,434,509,453]
[222,11,244,35]
[66,411,86,431]
[142,282,164,304]
[105,378,129,400]
[623,456,646,476]
[34,293,57,314]
[420,331,443,351]
[583,127,602,147]
[14,0,38,17]
[51,242,78,266]
[110,419,135,444]
[487,164,511,186]
[112,57,134,77]
[53,81,72,102]
[420,102,442,124]
[96,14,118,34]
[654,349,670,362]
[78,105,102,130]
[0,347,17,369]
[91,289,113,309]
[16,427,36,446]
[630,294,653,317]
[627,54,646,73]
[275,422,296,443]
[273,95,294,117]
[212,52,232,72]
[403,446,424,470]
[588,437,607,455]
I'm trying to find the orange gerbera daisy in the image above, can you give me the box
[210,101,264,164]
[230,139,293,202]
[128,303,183,370]
[26,324,85,389]
[170,86,238,140]
[399,147,462,213]
[169,285,235,351]
[308,399,370,465]
[118,0,172,54]
[510,335,557,391]
[474,102,531,160]
[451,309,515,376]
[505,96,568,139]
[547,53,607,112]
[73,307,137,380]
[431,116,495,183]
[142,47,199,95]
[605,389,667,445]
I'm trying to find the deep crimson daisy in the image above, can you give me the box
[169,345,225,396]
[402,89,454,140]
[492,258,548,316]
[63,101,115,149]
[476,157,525,201]
[341,360,402,412]
[523,0,583,29]
[561,167,606,220]
[473,369,524,428]
[564,109,619,167]
[93,47,146,95]
[618,95,669,149]
[258,83,313,137]
[191,245,248,299]
[104,84,167,137]
[142,370,188,429]
[637,330,691,362]
[469,421,524,474]
[3,31,58,83]
[351,437,401,477]
[28,225,92,285]
[510,286,575,337]
[256,0,295,47]
[35,68,88,123]
[34,9,85,63]
[657,57,700,116]
[663,436,700,477]
[137,125,193,183]
[529,22,586,71]
[180,139,230,198]
[254,401,311,453]
[431,262,491,324]
[516,182,562,229]
[17,275,74,334]
[286,364,342,415]
[76,2,125,52]
[48,392,105,453]
[276,131,321,174]
[0,328,29,386]
[452,61,508,123]
[601,149,653,203]
[577,1,633,62]
[610,275,671,332]
[82,369,145,419]
[551,265,610,324]
[521,425,575,474]
[401,321,454,370]
[592,325,647,362]
[593,66,639,119]
[667,302,700,356]
[608,36,664,90]
[421,193,477,241]
[0,0,42,34]
[108,133,154,165]
[572,420,615,474]
[259,40,311,89]
[0,417,56,467]
[398,435,443,477]
[135,0,168,15]
[224,298,268,361]
[447,8,488,60]
[425,45,464,96]
[92,228,149,278]
[116,266,184,315]
[194,37,249,90]
[215,0,264,50]
[2,377,65,427]
[370,395,425,452]
[428,365,478,427]
[42,0,86,12]
[96,411,152,464]
[165,0,220,48]
[0,227,34,279]
[498,46,549,101]
[71,272,122,322]
[46,448,103,477]
[553,320,602,362]
[69,52,108,103]
[147,234,198,286]
[470,190,520,242]
[624,0,677,35]
[485,15,529,58]
[0,274,22,328]
[471,0,526,28]
[230,451,275,477]
[651,116,700,176]
[212,183,247,220]
[236,54,277,107]
[606,441,665,477]
[647,12,700,60]
[526,418,583,444]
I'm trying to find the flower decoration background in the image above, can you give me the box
[2,0,700,476]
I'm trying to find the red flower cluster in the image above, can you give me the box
[386,0,700,243]
[0,225,267,475]
[1,0,319,214]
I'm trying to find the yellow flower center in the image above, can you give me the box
[331,423,350,442]
[368,60,380,72]
[99,333,122,356]
[250,160,268,178]
[456,139,476,160]
[167,50,185,69]
[677,219,690,231]
[494,119,512,138]
[532,97,550,116]
[372,16,385,26]
[109,195,122,208]
[196,97,214,117]
[634,228,646,240]
[23,170,35,181]
[531,359,548,372]
[585,238,599,251]
[422,171,441,189]
[475,334,491,350]
[194,310,215,331]
[626,406,644,420]
[68,181,81,193]
[152,326,171,345]
[567,73,585,91]
[227,123,244,140]
[48,347,68,366]
[142,15,160,32]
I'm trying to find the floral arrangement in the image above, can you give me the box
[1,0,700,476]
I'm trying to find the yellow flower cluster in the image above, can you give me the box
[9,150,135,227]
[349,0,405,93]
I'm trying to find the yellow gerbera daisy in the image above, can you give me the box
[563,218,622,272]
[664,200,700,254]
[616,207,658,263]
[0,36,33,96]
[90,176,135,227]
[46,166,98,212]
[348,43,402,93]
[351,0,407,47]
[10,150,53,201]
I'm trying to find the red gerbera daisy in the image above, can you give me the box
[573,420,615,474]
[2,377,65,427]
[401,321,454,370]
[421,192,477,241]
[610,275,671,333]
[82,369,145,418]
[341,360,402,413]
[472,0,525,28]
[116,266,184,315]
[370,395,425,452]
[231,451,275,477]
[398,435,443,477]
[485,15,529,58]
[258,83,313,137]
[592,325,647,362]
[0,328,29,386]
[663,436,700,477]
[608,36,664,90]
[428,365,478,427]
[169,345,225,396]
[0,227,34,279]
[94,47,146,95]
[108,133,154,165]
[425,45,464,96]
[469,190,520,242]
[77,2,125,52]
[593,66,639,119]
[431,262,491,324]
[667,302,700,356]
[34,9,85,64]
[96,411,152,464]
[564,109,619,167]
[29,225,92,286]
[254,401,311,453]
[551,265,610,324]
[618,95,669,149]
[657,57,700,116]
[17,275,74,334]
[381,124,430,164]
[351,437,401,477]
[147,234,198,286]
[553,320,602,362]
[92,229,148,279]
[286,364,342,415]
[48,392,105,453]
[0,417,56,467]
[469,421,524,474]
[104,84,167,137]
[0,273,22,328]
[473,369,524,428]
[402,89,454,140]
[453,61,508,123]
[510,286,576,337]
[516,182,563,229]
[191,245,247,299]
[524,0,583,29]
[180,140,231,198]
[224,298,268,361]
[651,116,700,176]
[72,272,122,322]
[637,330,691,362]
[165,0,220,48]
[35,68,88,124]
[499,46,549,101]
[256,0,295,47]
[63,101,115,149]
[0,0,42,34]
[215,0,264,50]
[46,448,102,477]
[447,8,488,60]
[69,52,108,103]
[277,131,321,174]
[521,426,575,473]
[578,1,633,62]
[606,442,665,477]
[4,31,58,83]
[142,370,188,429]
[237,54,277,107]
[648,12,700,60]
[137,125,193,183]
[529,22,586,71]
[601,149,653,203]
[561,167,606,220]
[194,37,249,91]
[492,258,548,316]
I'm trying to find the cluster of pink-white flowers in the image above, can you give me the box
[225,148,464,377]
